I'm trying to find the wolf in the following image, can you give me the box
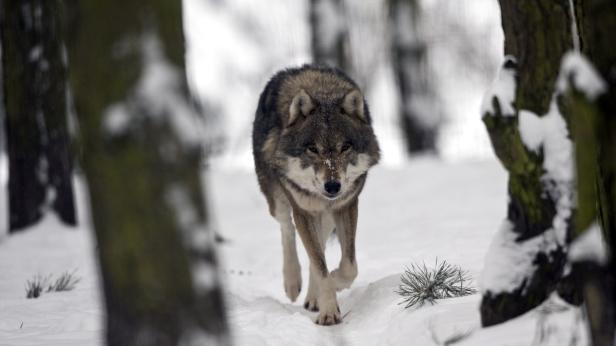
[252,65,380,325]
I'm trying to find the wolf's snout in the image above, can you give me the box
[324,181,341,195]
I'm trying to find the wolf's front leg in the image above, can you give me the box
[293,208,341,325]
[281,221,302,302]
[312,266,340,325]
[281,226,301,302]
[331,199,359,291]
[304,266,319,311]
[275,204,302,302]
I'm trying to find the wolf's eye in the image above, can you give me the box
[307,145,319,155]
[341,142,352,153]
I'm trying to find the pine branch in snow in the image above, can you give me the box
[47,270,81,292]
[25,270,81,298]
[25,275,51,299]
[396,259,476,309]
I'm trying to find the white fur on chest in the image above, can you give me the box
[285,185,329,212]
[317,212,336,243]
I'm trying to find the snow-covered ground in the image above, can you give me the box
[0,159,589,345]
[0,178,103,346]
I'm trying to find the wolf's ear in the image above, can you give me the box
[288,89,314,127]
[343,89,366,123]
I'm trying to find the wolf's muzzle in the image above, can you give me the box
[324,180,341,196]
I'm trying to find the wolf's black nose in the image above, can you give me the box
[324,181,341,195]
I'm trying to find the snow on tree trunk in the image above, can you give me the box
[564,1,616,343]
[64,1,228,345]
[309,0,351,72]
[0,0,76,232]
[479,0,578,327]
[388,0,438,154]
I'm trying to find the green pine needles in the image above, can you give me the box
[25,270,81,299]
[396,259,477,309]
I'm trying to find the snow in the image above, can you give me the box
[29,45,43,62]
[556,52,607,100]
[568,0,581,52]
[518,110,544,152]
[103,34,206,147]
[367,66,406,167]
[101,104,129,135]
[0,178,102,346]
[518,82,575,251]
[0,159,590,345]
[484,69,575,295]
[137,35,205,146]
[519,104,574,246]
[480,57,517,117]
[480,221,564,294]
[324,159,333,170]
[569,222,609,265]
[165,184,205,241]
[165,183,220,292]
[183,0,310,169]
[484,50,579,295]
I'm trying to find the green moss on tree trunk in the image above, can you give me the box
[565,1,616,344]
[64,1,228,344]
[499,0,574,115]
[480,0,576,327]
[565,85,615,346]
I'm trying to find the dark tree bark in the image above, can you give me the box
[0,0,76,232]
[565,0,616,344]
[388,0,437,153]
[309,0,352,72]
[64,1,228,345]
[480,0,577,326]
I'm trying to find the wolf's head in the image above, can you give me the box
[274,84,380,201]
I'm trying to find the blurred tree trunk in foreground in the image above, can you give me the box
[0,0,76,232]
[480,0,577,326]
[388,0,437,153]
[565,0,616,344]
[309,0,352,72]
[65,1,228,345]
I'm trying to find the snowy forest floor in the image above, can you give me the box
[0,158,588,345]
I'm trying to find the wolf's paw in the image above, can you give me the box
[331,263,357,291]
[315,304,341,325]
[303,296,319,312]
[283,262,302,302]
[284,279,301,302]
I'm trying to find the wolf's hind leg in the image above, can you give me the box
[331,199,358,291]
[275,198,302,302]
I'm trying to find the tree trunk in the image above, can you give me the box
[0,0,76,232]
[309,0,351,72]
[64,1,229,345]
[565,0,616,344]
[480,0,577,326]
[388,0,437,153]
